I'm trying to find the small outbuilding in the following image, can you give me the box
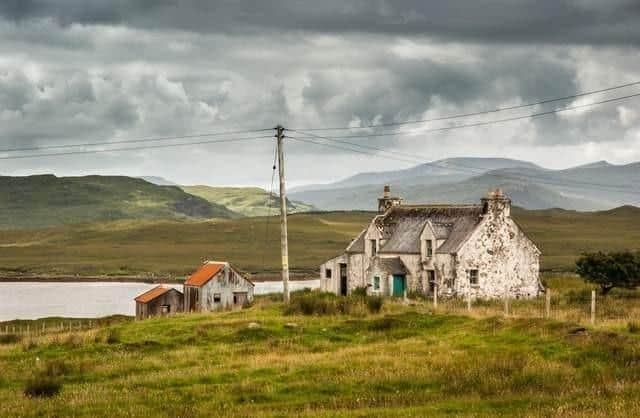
[184,261,254,312]
[134,286,184,320]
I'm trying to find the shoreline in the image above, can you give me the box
[0,276,183,284]
[0,273,316,284]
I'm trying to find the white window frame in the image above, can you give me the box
[373,276,381,290]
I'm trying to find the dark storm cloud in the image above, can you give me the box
[1,0,640,45]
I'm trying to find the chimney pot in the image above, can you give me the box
[383,185,390,198]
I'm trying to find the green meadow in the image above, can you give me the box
[0,207,639,277]
[2,286,640,417]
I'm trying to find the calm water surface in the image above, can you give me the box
[0,280,319,321]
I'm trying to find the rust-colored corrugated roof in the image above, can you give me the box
[184,262,226,287]
[134,286,171,303]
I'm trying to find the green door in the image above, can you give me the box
[392,275,406,297]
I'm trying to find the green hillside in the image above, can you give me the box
[0,207,639,277]
[183,185,314,217]
[0,175,238,229]
[2,297,640,416]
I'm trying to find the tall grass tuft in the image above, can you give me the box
[366,296,384,314]
[24,377,62,398]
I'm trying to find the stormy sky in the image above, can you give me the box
[0,1,639,187]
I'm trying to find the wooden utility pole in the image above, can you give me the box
[276,126,290,303]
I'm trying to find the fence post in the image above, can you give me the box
[504,292,510,317]
[591,290,596,325]
[466,291,472,313]
[433,284,438,308]
[545,290,551,319]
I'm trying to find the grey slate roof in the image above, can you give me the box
[345,228,366,253]
[376,205,484,255]
[376,257,407,275]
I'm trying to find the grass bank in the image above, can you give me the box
[1,292,640,417]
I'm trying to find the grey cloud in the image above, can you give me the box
[0,3,638,185]
[2,1,640,45]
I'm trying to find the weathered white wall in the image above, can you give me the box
[455,203,541,299]
[319,254,347,294]
[200,266,254,311]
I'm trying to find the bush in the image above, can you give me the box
[366,296,384,314]
[285,291,384,316]
[285,292,339,316]
[24,377,62,398]
[351,286,368,298]
[105,329,121,344]
[0,334,20,344]
[628,321,640,334]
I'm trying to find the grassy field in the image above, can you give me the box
[2,279,640,417]
[0,207,638,277]
[183,185,314,217]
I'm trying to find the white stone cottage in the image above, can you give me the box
[184,261,254,312]
[320,187,542,299]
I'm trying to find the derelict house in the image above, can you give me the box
[184,261,254,312]
[320,187,542,299]
[134,286,184,320]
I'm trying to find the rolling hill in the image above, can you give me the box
[0,175,238,229]
[290,158,640,211]
[183,185,314,217]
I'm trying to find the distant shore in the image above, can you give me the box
[0,272,315,284]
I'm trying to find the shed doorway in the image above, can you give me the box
[339,263,348,296]
[392,274,406,297]
[233,292,248,306]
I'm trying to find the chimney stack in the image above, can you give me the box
[481,188,511,217]
[378,185,404,213]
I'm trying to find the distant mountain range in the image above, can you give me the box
[289,158,640,211]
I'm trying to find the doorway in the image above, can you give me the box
[339,263,348,296]
[392,274,406,297]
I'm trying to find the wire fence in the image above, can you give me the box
[421,289,640,328]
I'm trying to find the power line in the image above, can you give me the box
[0,135,273,161]
[289,91,640,141]
[0,128,273,154]
[292,80,640,131]
[286,134,640,196]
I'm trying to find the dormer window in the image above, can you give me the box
[426,240,433,257]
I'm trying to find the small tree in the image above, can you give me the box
[575,251,640,294]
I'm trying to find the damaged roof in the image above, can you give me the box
[134,286,179,303]
[374,205,484,255]
[185,261,226,287]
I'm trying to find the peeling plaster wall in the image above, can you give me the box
[348,253,368,290]
[455,201,541,299]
